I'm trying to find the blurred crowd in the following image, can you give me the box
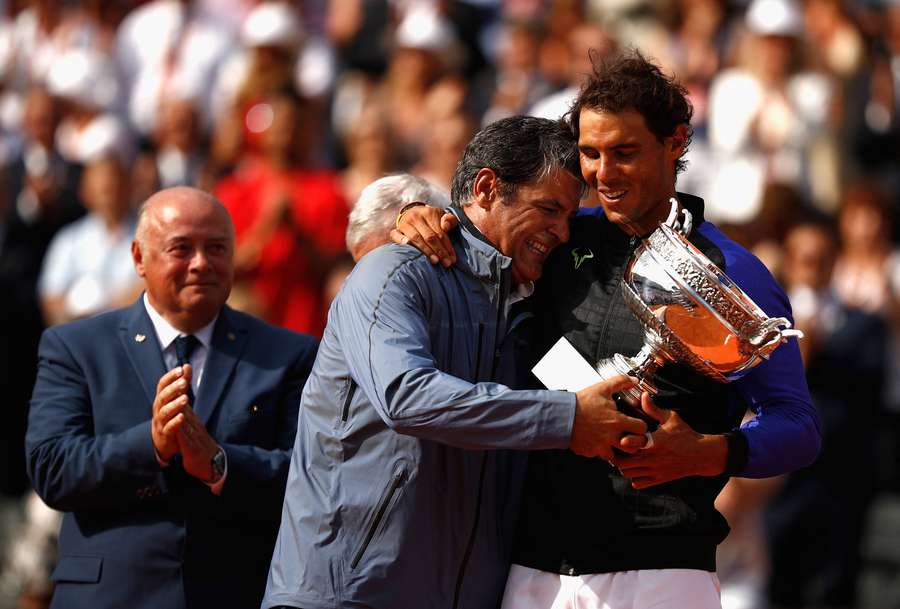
[0,0,899,608]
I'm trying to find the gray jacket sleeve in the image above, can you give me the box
[335,254,576,450]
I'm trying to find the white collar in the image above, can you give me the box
[508,280,535,307]
[143,292,217,352]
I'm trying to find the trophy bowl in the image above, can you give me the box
[596,203,801,405]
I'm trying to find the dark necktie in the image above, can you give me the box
[173,334,200,404]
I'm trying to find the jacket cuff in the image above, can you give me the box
[723,431,749,476]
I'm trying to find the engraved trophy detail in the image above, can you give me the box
[594,199,803,405]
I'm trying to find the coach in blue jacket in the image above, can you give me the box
[263,117,650,609]
[26,187,318,609]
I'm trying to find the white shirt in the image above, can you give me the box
[143,292,216,396]
[143,293,226,493]
[39,214,139,318]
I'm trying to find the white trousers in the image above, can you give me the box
[500,564,722,609]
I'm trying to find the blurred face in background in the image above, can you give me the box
[259,94,305,166]
[22,88,58,149]
[783,224,835,291]
[155,98,200,152]
[838,185,891,249]
[752,34,795,82]
[80,156,129,224]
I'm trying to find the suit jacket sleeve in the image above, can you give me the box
[26,327,165,511]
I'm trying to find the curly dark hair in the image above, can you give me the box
[568,50,694,174]
[450,115,583,207]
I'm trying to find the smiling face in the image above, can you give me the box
[132,188,234,332]
[578,108,686,235]
[477,168,582,285]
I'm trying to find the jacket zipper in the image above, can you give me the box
[597,236,638,359]
[340,379,357,422]
[474,323,485,375]
[452,268,506,608]
[350,467,406,569]
[451,453,488,609]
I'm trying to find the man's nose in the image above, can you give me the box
[188,247,210,270]
[550,216,570,243]
[595,155,618,183]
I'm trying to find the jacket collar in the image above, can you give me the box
[119,297,248,424]
[676,192,706,229]
[119,297,168,411]
[194,306,248,424]
[448,204,512,284]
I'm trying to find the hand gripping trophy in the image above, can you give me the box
[595,199,803,406]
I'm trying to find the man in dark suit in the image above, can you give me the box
[25,186,318,609]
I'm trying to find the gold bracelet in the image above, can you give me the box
[395,201,427,230]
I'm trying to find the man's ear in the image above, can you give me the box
[131,240,146,279]
[668,124,689,158]
[471,168,499,211]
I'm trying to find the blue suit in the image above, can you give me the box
[26,298,318,609]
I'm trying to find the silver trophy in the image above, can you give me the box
[595,199,802,405]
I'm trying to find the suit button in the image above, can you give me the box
[250,404,260,413]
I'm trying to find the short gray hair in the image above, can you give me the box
[346,174,450,254]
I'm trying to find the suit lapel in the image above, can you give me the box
[119,297,168,410]
[195,306,248,425]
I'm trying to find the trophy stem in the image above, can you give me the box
[630,343,661,383]
[595,343,663,405]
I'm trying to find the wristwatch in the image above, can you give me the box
[209,446,226,484]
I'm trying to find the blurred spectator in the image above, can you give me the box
[0,83,81,609]
[45,47,132,165]
[338,102,395,206]
[0,0,65,138]
[377,4,458,166]
[326,0,390,75]
[482,18,553,125]
[831,180,900,423]
[411,76,475,191]
[210,1,335,172]
[115,0,232,136]
[132,96,205,202]
[764,218,887,608]
[51,0,128,55]
[528,20,618,120]
[844,2,900,202]
[705,0,838,224]
[832,180,900,315]
[716,463,782,609]
[38,154,140,326]
[215,90,348,336]
[0,492,59,609]
[802,0,865,81]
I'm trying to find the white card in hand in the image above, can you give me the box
[532,337,603,392]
